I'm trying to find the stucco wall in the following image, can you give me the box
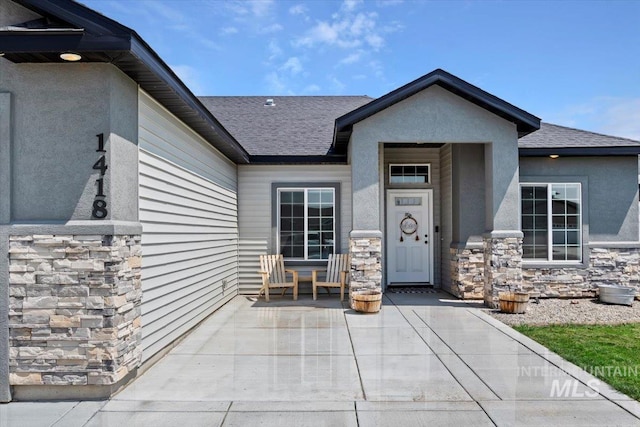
[349,85,520,233]
[452,144,485,243]
[0,56,141,400]
[0,60,138,222]
[520,156,639,242]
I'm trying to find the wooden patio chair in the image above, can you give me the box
[312,253,350,301]
[258,254,298,302]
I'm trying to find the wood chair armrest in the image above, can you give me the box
[311,268,327,283]
[284,269,299,279]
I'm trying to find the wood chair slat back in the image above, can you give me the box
[260,254,287,284]
[326,254,349,283]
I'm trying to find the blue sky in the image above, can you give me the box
[81,0,640,140]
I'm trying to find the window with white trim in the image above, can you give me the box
[389,164,430,184]
[521,183,582,262]
[278,188,335,260]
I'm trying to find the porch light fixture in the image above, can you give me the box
[60,52,82,62]
[549,154,559,159]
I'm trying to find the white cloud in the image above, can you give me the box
[220,26,238,35]
[250,0,274,18]
[267,40,283,62]
[546,97,640,140]
[170,64,204,94]
[303,84,321,93]
[294,11,383,50]
[281,57,303,75]
[329,75,346,93]
[377,0,404,6]
[264,71,295,95]
[289,4,307,15]
[342,0,364,12]
[339,51,363,65]
[260,23,283,34]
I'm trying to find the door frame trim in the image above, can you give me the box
[385,188,434,285]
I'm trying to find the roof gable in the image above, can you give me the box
[1,0,249,163]
[333,69,540,153]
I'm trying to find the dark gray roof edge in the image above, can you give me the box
[14,0,250,164]
[249,155,348,164]
[333,68,541,150]
[519,146,640,156]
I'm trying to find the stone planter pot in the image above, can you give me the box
[498,291,529,314]
[352,290,382,313]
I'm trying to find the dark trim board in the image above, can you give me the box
[250,155,348,164]
[519,147,640,156]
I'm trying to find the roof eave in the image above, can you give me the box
[333,69,541,152]
[249,155,348,164]
[519,146,640,156]
[5,0,250,164]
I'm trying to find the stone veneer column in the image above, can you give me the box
[450,243,485,299]
[8,234,141,394]
[483,231,523,308]
[349,231,382,307]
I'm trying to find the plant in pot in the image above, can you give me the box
[498,285,530,314]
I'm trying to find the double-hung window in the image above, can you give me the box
[278,188,335,260]
[521,183,582,262]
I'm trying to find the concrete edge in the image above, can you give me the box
[470,308,640,417]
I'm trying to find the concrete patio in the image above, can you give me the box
[3,291,640,426]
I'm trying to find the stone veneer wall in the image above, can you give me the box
[8,234,141,389]
[522,247,640,298]
[349,234,382,307]
[449,245,484,299]
[483,235,523,308]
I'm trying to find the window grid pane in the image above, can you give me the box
[521,183,581,262]
[521,185,548,260]
[551,183,581,261]
[279,188,335,261]
[389,164,430,184]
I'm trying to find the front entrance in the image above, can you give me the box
[386,189,433,284]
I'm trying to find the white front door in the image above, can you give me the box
[386,190,433,284]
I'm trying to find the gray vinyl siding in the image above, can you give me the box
[238,165,352,294]
[383,146,441,285]
[439,144,453,291]
[138,90,238,361]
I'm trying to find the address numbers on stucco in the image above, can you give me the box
[92,133,108,219]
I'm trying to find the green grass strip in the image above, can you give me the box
[514,323,640,401]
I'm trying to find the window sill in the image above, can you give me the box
[522,261,587,270]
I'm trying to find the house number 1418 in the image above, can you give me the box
[92,133,108,218]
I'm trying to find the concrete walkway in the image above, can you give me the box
[3,292,640,426]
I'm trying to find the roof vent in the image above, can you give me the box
[264,98,275,106]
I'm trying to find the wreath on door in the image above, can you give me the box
[399,213,419,242]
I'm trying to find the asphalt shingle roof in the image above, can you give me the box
[200,97,639,157]
[519,122,640,149]
[199,96,373,156]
